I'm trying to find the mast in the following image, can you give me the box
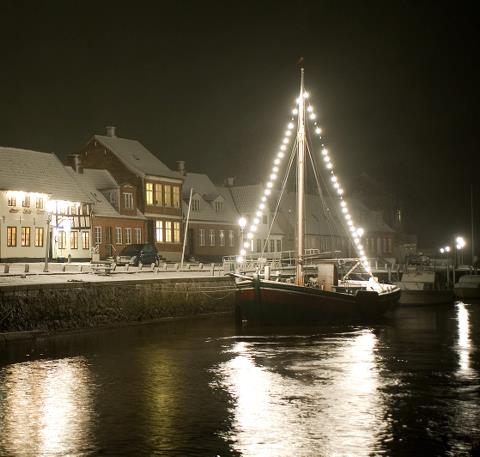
[295,68,306,285]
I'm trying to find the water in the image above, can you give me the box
[0,302,479,456]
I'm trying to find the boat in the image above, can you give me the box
[232,68,400,323]
[395,271,455,306]
[454,274,480,299]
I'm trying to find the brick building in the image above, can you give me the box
[70,127,183,261]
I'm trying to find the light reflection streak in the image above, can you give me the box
[218,331,389,456]
[0,357,93,456]
[456,302,474,378]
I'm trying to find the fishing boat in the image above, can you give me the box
[232,68,400,323]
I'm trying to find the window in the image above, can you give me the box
[94,226,102,245]
[82,231,90,250]
[7,227,17,247]
[219,230,225,246]
[215,201,223,212]
[276,239,282,252]
[21,227,31,247]
[173,222,180,243]
[70,231,78,249]
[155,220,164,242]
[22,195,30,207]
[68,205,77,215]
[124,192,134,209]
[108,192,117,206]
[199,228,205,246]
[7,196,16,206]
[36,197,44,209]
[58,231,66,249]
[155,184,162,206]
[116,227,122,244]
[135,227,142,243]
[192,198,200,211]
[164,185,171,207]
[256,239,262,252]
[165,222,172,242]
[145,183,154,205]
[388,238,392,253]
[35,227,44,247]
[228,230,234,247]
[209,229,215,246]
[173,186,180,207]
[125,228,132,244]
[270,239,275,253]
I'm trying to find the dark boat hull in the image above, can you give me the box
[236,279,400,324]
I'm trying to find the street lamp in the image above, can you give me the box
[455,236,466,266]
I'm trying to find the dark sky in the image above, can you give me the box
[0,0,478,250]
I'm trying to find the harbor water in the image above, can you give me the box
[1,302,479,456]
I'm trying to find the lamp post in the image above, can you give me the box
[43,212,52,272]
[238,217,247,263]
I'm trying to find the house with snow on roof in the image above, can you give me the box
[0,147,93,262]
[69,127,183,261]
[179,163,240,261]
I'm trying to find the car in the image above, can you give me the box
[116,244,160,266]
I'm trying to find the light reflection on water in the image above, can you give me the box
[456,302,473,378]
[215,330,391,456]
[0,357,93,456]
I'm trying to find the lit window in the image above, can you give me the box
[155,220,163,242]
[173,186,180,207]
[7,196,16,207]
[22,195,30,208]
[228,230,234,247]
[270,239,275,252]
[58,231,66,249]
[82,231,90,250]
[70,231,78,249]
[36,197,44,209]
[7,226,17,246]
[21,227,31,247]
[165,222,172,242]
[35,227,44,247]
[199,228,205,246]
[135,227,142,243]
[173,222,180,243]
[209,229,215,246]
[155,184,162,206]
[116,227,122,244]
[145,183,154,205]
[164,185,171,207]
[219,230,225,246]
[125,228,132,244]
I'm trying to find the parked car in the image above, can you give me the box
[116,244,160,266]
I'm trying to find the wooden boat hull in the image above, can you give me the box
[235,279,400,323]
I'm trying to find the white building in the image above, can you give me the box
[0,147,92,262]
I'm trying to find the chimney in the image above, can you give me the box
[69,154,83,174]
[225,176,235,187]
[106,126,116,137]
[177,160,186,176]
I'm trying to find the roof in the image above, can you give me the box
[0,147,91,202]
[94,135,182,180]
[182,172,239,223]
[65,167,146,220]
[81,168,118,190]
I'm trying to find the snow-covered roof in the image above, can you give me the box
[81,168,118,190]
[93,135,182,181]
[0,147,92,202]
[65,167,146,220]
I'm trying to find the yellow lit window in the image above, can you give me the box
[173,222,180,243]
[7,226,17,246]
[145,183,153,205]
[155,184,162,206]
[173,187,180,208]
[35,227,44,247]
[21,227,31,246]
[164,185,171,207]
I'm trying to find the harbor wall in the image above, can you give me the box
[0,277,236,333]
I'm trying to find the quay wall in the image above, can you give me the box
[0,277,236,333]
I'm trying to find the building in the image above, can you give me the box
[181,168,239,261]
[66,167,148,260]
[0,147,92,262]
[70,127,183,261]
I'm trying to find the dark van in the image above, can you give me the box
[116,244,160,266]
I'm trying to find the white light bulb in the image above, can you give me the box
[285,130,291,137]
[347,220,353,226]
[337,188,344,195]
[310,113,316,120]
[274,158,280,165]
[280,145,287,151]
[270,173,277,180]
[331,176,337,182]
[253,217,260,224]
[342,207,347,214]
[296,97,300,104]
[361,255,367,262]
[259,202,265,209]
[288,122,294,129]
[250,225,257,232]
[340,201,347,208]
[273,166,279,172]
[354,237,360,244]
[265,189,271,196]
[307,106,313,113]
[322,148,328,155]
[256,211,262,217]
[266,181,273,188]
[247,232,253,239]
[237,255,244,263]
[303,91,309,98]
[326,163,333,169]
[292,108,298,115]
[243,241,250,249]
[323,156,330,163]
[283,138,289,144]
[345,214,351,220]
[277,152,285,158]
[261,196,267,202]
[315,127,322,134]
[240,249,246,256]
[334,182,339,189]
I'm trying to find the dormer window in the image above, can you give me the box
[22,195,30,207]
[124,192,134,209]
[192,198,200,211]
[215,201,223,212]
[8,196,16,206]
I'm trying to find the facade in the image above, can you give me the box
[70,127,183,261]
[66,167,147,260]
[0,147,92,262]
[181,171,240,261]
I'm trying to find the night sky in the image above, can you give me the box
[0,1,478,250]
